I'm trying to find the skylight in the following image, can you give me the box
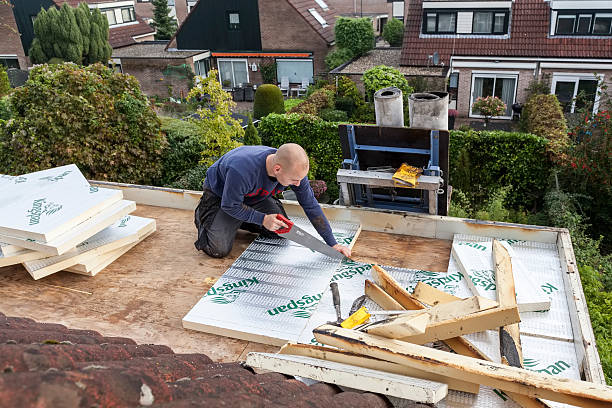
[315,0,329,11]
[309,8,328,27]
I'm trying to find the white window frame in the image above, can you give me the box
[275,58,314,84]
[315,0,329,11]
[551,73,603,114]
[216,58,249,88]
[308,8,328,27]
[469,72,518,119]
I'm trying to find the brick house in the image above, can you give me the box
[0,1,28,69]
[135,0,192,26]
[7,0,155,68]
[167,0,340,88]
[401,0,612,119]
[333,0,406,36]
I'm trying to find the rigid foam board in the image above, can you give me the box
[0,241,27,257]
[0,200,136,256]
[0,248,48,268]
[451,240,551,312]
[182,218,360,346]
[65,227,156,276]
[22,215,155,280]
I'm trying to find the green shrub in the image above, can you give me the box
[351,102,376,123]
[407,76,428,93]
[362,65,413,103]
[335,17,374,57]
[382,18,404,47]
[159,118,205,186]
[336,76,364,111]
[243,115,261,145]
[0,63,166,184]
[0,96,11,121]
[325,48,354,71]
[522,94,569,162]
[0,66,9,97]
[258,113,342,199]
[253,84,285,119]
[524,74,551,101]
[449,130,551,210]
[334,96,356,116]
[259,59,277,84]
[289,88,334,115]
[284,98,304,111]
[320,109,348,122]
[168,164,208,191]
[289,101,318,115]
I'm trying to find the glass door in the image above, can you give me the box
[552,75,599,113]
[470,74,517,118]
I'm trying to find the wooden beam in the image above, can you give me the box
[347,224,362,251]
[336,169,442,191]
[312,325,612,407]
[425,296,499,324]
[279,343,479,393]
[246,352,448,403]
[365,312,430,338]
[365,279,404,310]
[371,264,423,310]
[367,305,520,344]
[493,239,523,367]
[412,281,461,306]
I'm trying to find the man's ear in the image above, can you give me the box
[273,164,282,174]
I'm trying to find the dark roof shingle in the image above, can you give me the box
[287,0,338,44]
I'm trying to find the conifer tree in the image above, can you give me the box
[243,115,261,145]
[151,0,177,40]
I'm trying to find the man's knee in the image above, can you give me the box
[202,236,233,258]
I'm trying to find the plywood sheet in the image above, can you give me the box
[0,200,136,255]
[182,218,360,346]
[23,215,155,280]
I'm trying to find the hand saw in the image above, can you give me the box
[274,214,346,260]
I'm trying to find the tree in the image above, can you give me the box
[362,65,413,102]
[382,18,404,47]
[0,65,10,97]
[151,0,177,40]
[335,17,374,58]
[29,4,111,65]
[243,115,261,145]
[472,96,507,126]
[188,69,243,167]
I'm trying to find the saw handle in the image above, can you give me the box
[275,214,294,234]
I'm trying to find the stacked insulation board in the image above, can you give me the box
[0,165,155,279]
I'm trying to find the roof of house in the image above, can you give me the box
[0,311,391,407]
[400,0,612,66]
[53,0,116,6]
[286,0,338,44]
[112,42,203,59]
[333,48,447,76]
[109,18,156,49]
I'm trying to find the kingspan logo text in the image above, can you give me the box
[266,293,323,318]
[205,277,260,304]
[26,199,63,225]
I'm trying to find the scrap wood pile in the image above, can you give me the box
[0,165,155,280]
[247,241,612,407]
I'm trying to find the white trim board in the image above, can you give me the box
[245,353,448,404]
[22,215,155,280]
[65,227,155,276]
[0,200,136,256]
[423,1,511,9]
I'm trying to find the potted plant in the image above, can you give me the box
[471,96,506,127]
[448,109,458,130]
[222,79,231,89]
[309,180,329,204]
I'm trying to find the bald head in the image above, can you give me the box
[274,143,309,172]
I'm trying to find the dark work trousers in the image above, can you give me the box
[194,188,288,258]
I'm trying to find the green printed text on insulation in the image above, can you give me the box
[267,294,322,316]
[420,272,463,287]
[205,277,259,295]
[26,198,46,225]
[332,264,371,281]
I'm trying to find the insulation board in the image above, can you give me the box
[22,215,155,280]
[182,218,360,346]
[0,247,48,268]
[0,200,136,255]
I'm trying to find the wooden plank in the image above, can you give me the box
[368,305,520,344]
[364,279,404,310]
[365,312,430,338]
[336,169,442,191]
[246,352,448,403]
[371,264,423,310]
[493,239,523,367]
[347,224,362,251]
[412,281,461,306]
[424,296,499,323]
[279,343,479,394]
[313,325,612,408]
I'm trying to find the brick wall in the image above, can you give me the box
[121,58,193,98]
[0,2,29,69]
[258,0,330,76]
[174,0,189,25]
[331,0,392,16]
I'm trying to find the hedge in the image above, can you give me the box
[159,118,206,186]
[258,113,342,199]
[449,130,551,210]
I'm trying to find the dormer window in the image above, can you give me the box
[554,11,612,35]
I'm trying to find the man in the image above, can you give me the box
[194,143,352,259]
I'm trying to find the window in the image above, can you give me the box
[227,11,240,30]
[315,0,329,11]
[121,7,136,23]
[470,73,517,118]
[0,58,19,69]
[218,59,248,88]
[552,75,601,114]
[308,8,328,27]
[276,59,313,84]
[473,11,508,34]
[194,58,211,78]
[102,9,116,25]
[555,12,612,35]
[424,12,456,33]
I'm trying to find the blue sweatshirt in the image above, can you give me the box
[204,145,337,246]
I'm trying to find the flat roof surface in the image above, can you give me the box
[335,48,447,76]
[0,204,451,361]
[112,43,203,59]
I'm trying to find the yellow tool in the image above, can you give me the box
[341,306,371,329]
[392,163,422,188]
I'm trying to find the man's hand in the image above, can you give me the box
[333,244,352,258]
[263,213,289,232]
